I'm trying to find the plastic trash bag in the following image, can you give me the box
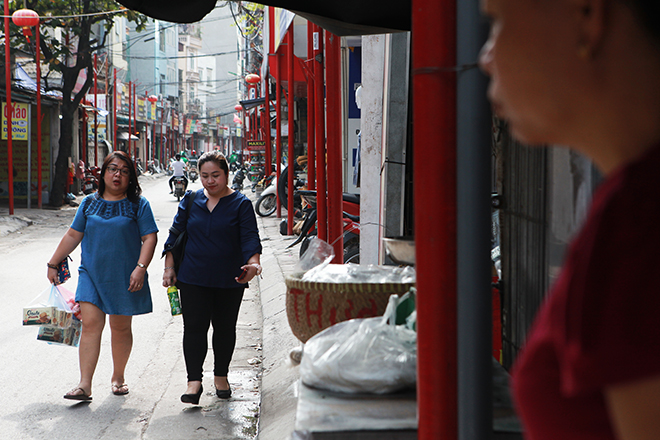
[302,262,416,284]
[295,237,335,274]
[300,294,417,394]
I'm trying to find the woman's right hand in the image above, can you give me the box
[47,267,59,285]
[162,267,177,287]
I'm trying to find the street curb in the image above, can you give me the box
[256,213,303,440]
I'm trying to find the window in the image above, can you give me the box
[159,28,166,52]
[189,51,196,70]
[206,68,212,86]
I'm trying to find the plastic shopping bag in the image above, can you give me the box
[300,293,417,394]
[37,317,82,347]
[22,284,74,328]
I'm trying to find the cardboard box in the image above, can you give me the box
[37,319,81,347]
[23,306,72,328]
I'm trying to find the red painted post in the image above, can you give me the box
[128,80,132,158]
[113,68,117,151]
[313,24,327,242]
[275,45,282,218]
[36,21,42,208]
[264,73,272,174]
[94,53,98,167]
[306,22,316,191]
[413,0,458,438]
[325,31,343,262]
[287,28,295,235]
[4,1,13,214]
[160,103,164,163]
[133,83,137,161]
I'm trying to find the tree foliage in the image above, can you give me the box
[9,0,148,206]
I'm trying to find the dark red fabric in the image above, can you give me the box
[512,143,660,440]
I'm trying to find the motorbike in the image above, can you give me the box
[172,176,187,201]
[277,164,307,215]
[83,166,101,195]
[255,176,277,217]
[231,164,247,191]
[287,189,361,263]
[189,167,199,183]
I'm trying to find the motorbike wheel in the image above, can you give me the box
[344,239,360,264]
[256,194,277,217]
[299,233,318,258]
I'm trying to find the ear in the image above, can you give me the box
[572,0,607,57]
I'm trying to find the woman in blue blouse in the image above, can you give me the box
[47,151,158,401]
[162,150,262,405]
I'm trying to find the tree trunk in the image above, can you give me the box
[50,101,76,207]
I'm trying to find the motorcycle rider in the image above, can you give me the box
[169,154,188,193]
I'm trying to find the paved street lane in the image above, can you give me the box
[0,174,262,440]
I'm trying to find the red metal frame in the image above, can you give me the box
[413,0,458,438]
[313,24,327,242]
[287,28,295,235]
[275,44,283,218]
[325,31,343,262]
[306,22,316,190]
[94,53,98,166]
[36,21,42,208]
[4,1,14,214]
[128,80,133,159]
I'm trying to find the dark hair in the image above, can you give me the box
[176,154,181,160]
[624,0,660,43]
[98,151,142,203]
[198,150,229,176]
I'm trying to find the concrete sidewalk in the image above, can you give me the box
[254,209,304,440]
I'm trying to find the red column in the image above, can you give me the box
[413,0,458,438]
[264,74,272,173]
[286,28,295,235]
[314,24,327,242]
[128,80,133,158]
[36,21,42,208]
[4,2,13,214]
[306,22,316,191]
[133,83,137,160]
[275,46,283,218]
[94,53,98,167]
[325,31,343,262]
[113,68,117,150]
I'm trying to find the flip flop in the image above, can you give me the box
[64,387,92,401]
[112,383,129,395]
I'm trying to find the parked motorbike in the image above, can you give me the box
[277,165,306,215]
[287,189,361,263]
[255,176,277,217]
[172,176,187,201]
[83,166,101,195]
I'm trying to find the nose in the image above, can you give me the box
[478,38,493,76]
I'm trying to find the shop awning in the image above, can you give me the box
[118,132,140,141]
[239,98,266,111]
[114,0,410,36]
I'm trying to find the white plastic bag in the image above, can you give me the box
[300,294,417,394]
[22,284,74,328]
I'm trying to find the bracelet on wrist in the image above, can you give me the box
[47,263,58,269]
[137,262,147,269]
[164,266,175,270]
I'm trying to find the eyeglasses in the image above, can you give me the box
[107,165,131,177]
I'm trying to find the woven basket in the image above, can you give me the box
[285,274,415,343]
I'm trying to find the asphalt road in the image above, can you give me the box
[0,174,263,440]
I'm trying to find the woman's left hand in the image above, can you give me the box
[129,266,147,292]
[235,263,260,284]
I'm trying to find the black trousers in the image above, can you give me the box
[177,282,245,381]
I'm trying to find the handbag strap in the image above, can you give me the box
[168,190,196,237]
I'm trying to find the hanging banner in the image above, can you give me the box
[2,102,29,141]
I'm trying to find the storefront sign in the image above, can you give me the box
[2,102,29,140]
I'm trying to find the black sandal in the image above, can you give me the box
[64,387,92,401]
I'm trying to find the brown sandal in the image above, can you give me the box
[64,387,92,401]
[111,383,129,395]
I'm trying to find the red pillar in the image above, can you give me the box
[413,0,458,438]
[93,53,98,166]
[286,28,295,235]
[325,31,343,262]
[275,46,283,218]
[264,74,272,173]
[306,22,316,191]
[4,1,13,214]
[128,80,133,158]
[314,24,327,242]
[36,21,42,208]
[113,68,117,151]
[133,83,138,160]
